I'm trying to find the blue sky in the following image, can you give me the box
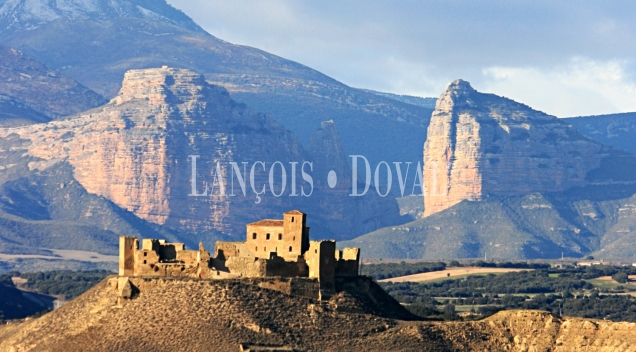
[168,0,636,117]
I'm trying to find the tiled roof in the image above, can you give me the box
[247,219,284,227]
[284,210,304,215]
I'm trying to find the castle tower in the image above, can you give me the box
[119,236,138,276]
[283,210,309,257]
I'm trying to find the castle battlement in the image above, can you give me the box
[118,210,360,299]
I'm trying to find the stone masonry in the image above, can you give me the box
[118,210,360,299]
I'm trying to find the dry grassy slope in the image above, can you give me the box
[1,277,636,351]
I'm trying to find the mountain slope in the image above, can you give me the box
[0,66,402,242]
[344,182,636,260]
[2,276,636,351]
[0,0,434,181]
[0,45,105,124]
[0,162,222,255]
[0,0,204,33]
[566,112,636,154]
[344,80,636,260]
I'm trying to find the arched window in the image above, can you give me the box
[252,233,257,240]
[289,246,293,252]
[278,233,282,240]
[266,233,270,240]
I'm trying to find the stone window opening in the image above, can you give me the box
[144,252,147,257]
[289,246,292,252]
[252,233,257,239]
[293,236,296,241]
[291,217,295,222]
[266,233,270,240]
[256,246,258,251]
[264,247,267,252]
[278,233,282,240]
[315,249,318,254]
[143,260,147,264]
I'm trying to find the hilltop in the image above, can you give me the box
[2,275,636,351]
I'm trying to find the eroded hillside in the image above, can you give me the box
[1,276,636,351]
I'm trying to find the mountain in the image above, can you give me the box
[0,67,402,251]
[342,80,636,260]
[359,89,437,109]
[0,0,434,186]
[0,45,105,125]
[343,187,636,259]
[565,112,636,154]
[2,276,636,351]
[0,0,204,33]
[423,79,610,217]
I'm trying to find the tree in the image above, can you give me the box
[449,260,461,267]
[443,304,456,320]
[612,272,629,284]
[586,255,595,260]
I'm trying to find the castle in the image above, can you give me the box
[118,210,360,299]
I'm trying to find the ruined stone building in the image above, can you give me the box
[118,210,360,298]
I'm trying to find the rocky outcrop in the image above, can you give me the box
[423,80,609,217]
[0,67,401,239]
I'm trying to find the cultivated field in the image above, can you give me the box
[379,267,532,283]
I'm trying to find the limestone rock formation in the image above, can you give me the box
[423,79,608,217]
[0,67,401,240]
[0,0,433,191]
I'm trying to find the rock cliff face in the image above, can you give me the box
[423,80,608,217]
[0,67,401,239]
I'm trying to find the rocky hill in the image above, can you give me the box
[343,81,636,260]
[2,276,636,351]
[0,0,433,185]
[0,67,401,254]
[423,79,611,217]
[0,45,105,125]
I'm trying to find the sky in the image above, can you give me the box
[167,0,636,117]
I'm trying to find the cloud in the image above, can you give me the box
[167,0,636,116]
[480,58,636,117]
